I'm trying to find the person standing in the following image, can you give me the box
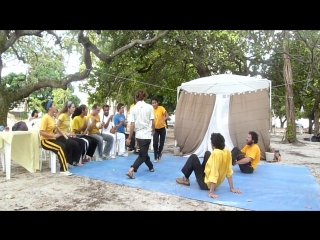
[151,97,169,162]
[29,109,39,122]
[125,90,155,179]
[29,109,40,128]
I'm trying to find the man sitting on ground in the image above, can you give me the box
[176,132,242,199]
[232,131,261,174]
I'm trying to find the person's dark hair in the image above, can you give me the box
[103,104,110,109]
[72,104,87,119]
[117,103,124,111]
[210,133,225,150]
[41,100,53,112]
[151,97,159,103]
[249,131,259,143]
[92,103,100,109]
[31,110,38,117]
[135,90,147,101]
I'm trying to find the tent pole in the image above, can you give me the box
[175,87,181,148]
[177,86,181,103]
[269,80,272,133]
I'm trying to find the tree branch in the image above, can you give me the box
[46,30,62,44]
[6,69,90,103]
[10,45,26,63]
[78,30,170,64]
[1,30,44,53]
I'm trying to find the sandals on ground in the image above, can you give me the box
[125,171,135,179]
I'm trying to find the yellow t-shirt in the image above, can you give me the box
[39,113,56,140]
[204,148,233,188]
[58,113,71,132]
[128,103,135,114]
[71,115,85,134]
[86,114,101,134]
[153,106,167,129]
[241,144,261,169]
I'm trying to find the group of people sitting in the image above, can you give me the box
[38,100,132,176]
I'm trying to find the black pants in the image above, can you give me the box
[153,127,166,159]
[181,151,211,190]
[232,147,254,174]
[41,139,68,172]
[125,132,136,149]
[77,135,98,157]
[239,163,254,174]
[55,136,82,165]
[69,137,87,163]
[131,138,153,172]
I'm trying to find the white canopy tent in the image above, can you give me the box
[175,74,272,158]
[177,73,271,99]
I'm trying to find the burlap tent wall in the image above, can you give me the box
[174,92,216,155]
[229,90,270,159]
[174,74,271,159]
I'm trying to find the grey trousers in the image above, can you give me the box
[89,133,114,158]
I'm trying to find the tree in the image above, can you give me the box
[0,30,169,126]
[282,30,297,143]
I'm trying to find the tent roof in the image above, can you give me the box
[179,74,271,95]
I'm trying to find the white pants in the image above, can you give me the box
[104,132,126,156]
[115,132,126,155]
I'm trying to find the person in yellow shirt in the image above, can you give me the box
[151,97,169,162]
[86,104,114,161]
[176,133,242,199]
[39,100,73,176]
[56,101,85,168]
[71,104,99,163]
[233,131,261,174]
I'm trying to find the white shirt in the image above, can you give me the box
[101,114,114,134]
[129,100,154,139]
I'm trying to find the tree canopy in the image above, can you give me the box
[1,30,320,142]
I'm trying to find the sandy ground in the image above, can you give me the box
[0,126,319,211]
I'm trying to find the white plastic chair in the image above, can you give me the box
[0,144,5,172]
[38,132,57,173]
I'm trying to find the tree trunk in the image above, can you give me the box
[312,95,320,135]
[280,117,286,128]
[283,30,296,143]
[0,91,9,126]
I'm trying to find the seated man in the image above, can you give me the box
[176,132,242,199]
[113,103,128,157]
[101,104,120,158]
[86,104,114,161]
[232,131,261,174]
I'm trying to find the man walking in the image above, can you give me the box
[125,90,155,179]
